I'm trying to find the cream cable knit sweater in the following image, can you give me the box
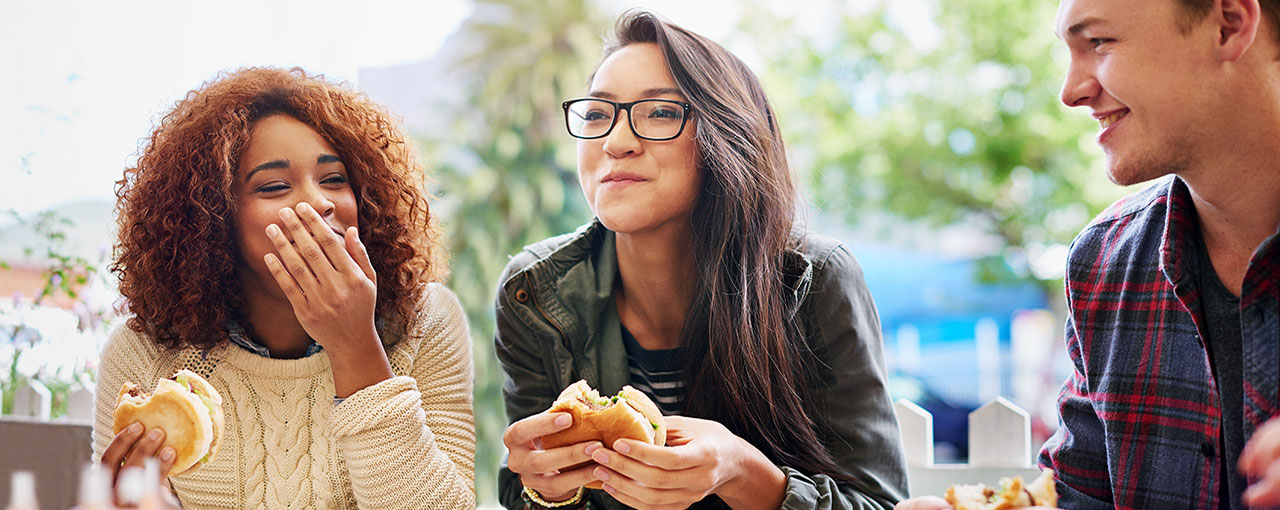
[92,283,476,509]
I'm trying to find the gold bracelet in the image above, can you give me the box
[522,486,585,509]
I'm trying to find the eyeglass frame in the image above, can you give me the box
[561,97,693,141]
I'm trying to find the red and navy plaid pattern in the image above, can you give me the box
[1038,176,1280,509]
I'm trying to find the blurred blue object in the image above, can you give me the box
[855,242,1050,462]
[854,245,1048,342]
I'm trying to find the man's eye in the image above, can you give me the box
[1089,38,1114,48]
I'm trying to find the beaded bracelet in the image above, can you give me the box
[522,486,586,509]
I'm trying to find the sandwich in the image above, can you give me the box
[945,469,1057,510]
[113,369,224,476]
[541,380,666,489]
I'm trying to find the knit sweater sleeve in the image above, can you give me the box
[329,284,476,509]
[91,324,165,462]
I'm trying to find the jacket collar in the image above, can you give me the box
[513,220,819,335]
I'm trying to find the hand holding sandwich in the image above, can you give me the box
[506,380,669,504]
[504,411,606,503]
[590,415,786,510]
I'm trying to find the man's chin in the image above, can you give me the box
[1104,152,1187,187]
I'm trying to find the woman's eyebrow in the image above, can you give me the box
[246,159,289,180]
[317,154,341,164]
[587,87,684,99]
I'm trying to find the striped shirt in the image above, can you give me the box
[620,325,685,416]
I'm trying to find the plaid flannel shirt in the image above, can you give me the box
[1038,176,1280,509]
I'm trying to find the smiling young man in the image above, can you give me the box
[893,1,1280,510]
[1034,0,1280,508]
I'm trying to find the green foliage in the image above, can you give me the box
[1,208,101,417]
[4,209,97,304]
[742,0,1123,293]
[425,0,610,502]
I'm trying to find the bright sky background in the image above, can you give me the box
[0,0,926,221]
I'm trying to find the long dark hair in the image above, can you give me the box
[602,10,849,480]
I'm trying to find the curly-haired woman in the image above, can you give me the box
[94,67,474,509]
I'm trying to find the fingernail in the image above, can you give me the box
[280,208,296,220]
[297,202,312,213]
[594,468,610,482]
[161,448,175,461]
[128,422,143,434]
[585,442,602,455]
[554,414,571,427]
[148,429,163,440]
[614,441,631,454]
[603,483,616,494]
[592,450,610,464]
[267,224,281,236]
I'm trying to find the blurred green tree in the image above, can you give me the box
[740,0,1124,295]
[423,0,609,503]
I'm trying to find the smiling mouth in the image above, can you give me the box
[1099,110,1128,129]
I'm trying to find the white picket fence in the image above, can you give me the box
[895,397,1044,498]
[3,381,1046,501]
[3,379,96,422]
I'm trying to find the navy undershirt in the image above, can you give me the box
[1193,230,1245,510]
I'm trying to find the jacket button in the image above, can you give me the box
[515,289,530,303]
[1201,441,1216,457]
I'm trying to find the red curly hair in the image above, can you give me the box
[112,67,443,350]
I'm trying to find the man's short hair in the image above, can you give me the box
[1178,0,1280,45]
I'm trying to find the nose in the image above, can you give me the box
[298,182,336,219]
[1059,57,1100,108]
[602,108,641,158]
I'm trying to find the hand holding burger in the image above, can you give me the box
[541,379,667,484]
[104,370,225,477]
[503,380,667,504]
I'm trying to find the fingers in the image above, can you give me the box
[266,221,319,296]
[612,438,702,470]
[101,422,145,476]
[1241,419,1280,476]
[894,496,952,510]
[295,202,361,275]
[522,442,603,475]
[121,427,168,472]
[278,206,336,279]
[1245,461,1280,506]
[519,464,600,502]
[346,227,376,283]
[597,470,695,510]
[591,447,699,490]
[504,413,574,449]
[264,252,309,308]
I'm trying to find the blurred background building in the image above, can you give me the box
[3,0,1133,504]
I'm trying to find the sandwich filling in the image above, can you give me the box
[575,389,659,431]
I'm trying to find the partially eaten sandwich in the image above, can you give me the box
[541,380,666,489]
[113,369,224,476]
[945,469,1058,510]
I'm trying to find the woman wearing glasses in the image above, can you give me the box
[496,10,906,510]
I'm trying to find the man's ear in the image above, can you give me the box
[1216,0,1262,61]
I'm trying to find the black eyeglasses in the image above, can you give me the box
[562,98,692,141]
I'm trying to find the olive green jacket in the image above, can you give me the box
[495,221,908,510]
